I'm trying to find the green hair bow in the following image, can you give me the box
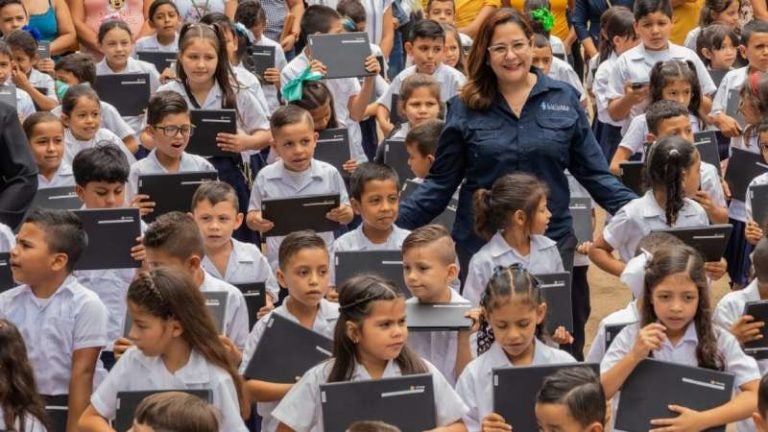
[282,66,323,102]
[531,8,555,32]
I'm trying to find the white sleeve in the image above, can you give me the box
[463,256,489,306]
[713,294,743,330]
[585,324,608,364]
[334,170,350,205]
[90,348,132,419]
[271,365,325,432]
[101,102,136,139]
[248,176,265,212]
[455,366,482,432]
[212,374,249,431]
[606,57,629,102]
[239,317,268,375]
[428,362,469,426]
[237,91,270,133]
[718,330,761,387]
[594,63,621,125]
[602,205,642,262]
[74,296,108,350]
[711,75,732,115]
[600,324,636,373]
[618,115,648,153]
[375,77,396,111]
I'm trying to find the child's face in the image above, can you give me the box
[149,112,192,161]
[406,37,444,75]
[531,45,553,75]
[192,198,243,251]
[352,298,407,363]
[76,181,126,209]
[712,0,740,27]
[741,92,763,124]
[64,96,101,140]
[0,4,27,35]
[10,222,66,285]
[682,150,702,196]
[150,4,180,38]
[705,37,738,70]
[352,179,399,234]
[486,297,546,363]
[661,79,692,109]
[180,39,219,87]
[427,0,455,24]
[742,32,768,72]
[634,11,672,51]
[10,48,33,74]
[403,242,458,302]
[405,143,433,178]
[444,32,461,68]
[100,27,133,69]
[535,402,603,432]
[0,53,13,83]
[403,87,440,127]
[760,131,768,164]
[271,121,318,172]
[55,69,81,86]
[650,271,699,336]
[613,34,640,56]
[529,196,551,235]
[250,21,265,40]
[28,121,65,173]
[654,114,694,143]
[126,300,181,357]
[276,247,330,309]
[310,101,332,131]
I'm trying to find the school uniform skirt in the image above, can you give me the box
[724,218,753,287]
[593,120,623,163]
[210,156,257,243]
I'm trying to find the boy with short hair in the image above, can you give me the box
[6,29,57,111]
[192,181,279,317]
[241,230,339,432]
[375,19,466,135]
[535,367,607,432]
[402,224,473,385]
[0,208,108,431]
[246,105,353,269]
[0,0,26,36]
[531,34,587,106]
[405,119,443,180]
[424,0,473,48]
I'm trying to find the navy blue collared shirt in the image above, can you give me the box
[397,69,637,255]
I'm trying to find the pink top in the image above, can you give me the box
[83,0,145,57]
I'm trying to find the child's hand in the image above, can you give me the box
[730,315,764,344]
[746,219,764,245]
[650,404,704,432]
[721,177,731,200]
[342,159,358,174]
[631,322,666,360]
[716,114,742,137]
[703,258,727,281]
[363,54,381,77]
[576,241,592,255]
[130,236,146,262]
[130,194,156,216]
[481,413,512,432]
[218,335,243,367]
[257,295,275,319]
[217,132,248,153]
[326,287,339,302]
[37,58,55,75]
[159,67,177,84]
[247,212,274,234]
[264,67,281,85]
[464,307,483,333]
[691,190,715,214]
[10,65,30,90]
[327,205,353,224]
[552,326,575,345]
[623,81,649,105]
[113,337,134,360]
[309,59,328,76]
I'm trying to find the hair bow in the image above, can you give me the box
[282,66,323,102]
[21,25,41,42]
[530,8,555,32]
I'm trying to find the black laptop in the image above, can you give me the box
[389,94,406,126]
[535,272,573,333]
[750,183,768,227]
[94,73,150,116]
[30,186,81,210]
[726,88,746,129]
[135,51,176,73]
[743,300,768,359]
[619,161,644,195]
[137,171,218,222]
[0,253,14,293]
[113,390,212,432]
[321,374,436,431]
[604,322,635,352]
[315,128,351,175]
[245,45,275,82]
[694,131,722,177]
[188,109,238,158]
[73,208,141,270]
[234,282,266,329]
[405,302,472,331]
[654,224,733,262]
[261,194,341,236]
[725,148,768,202]
[382,139,413,183]
[334,250,408,297]
[308,32,373,79]
[569,197,592,244]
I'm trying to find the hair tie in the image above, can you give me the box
[530,8,555,32]
[234,22,249,38]
[668,148,680,158]
[21,25,41,42]
[55,80,70,101]
[342,17,357,32]
[282,66,323,102]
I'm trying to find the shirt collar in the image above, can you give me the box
[486,232,555,258]
[264,160,324,181]
[230,238,255,263]
[351,359,401,380]
[640,191,701,219]
[661,322,699,348]
[135,348,212,384]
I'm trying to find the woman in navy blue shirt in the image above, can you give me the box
[573,0,634,60]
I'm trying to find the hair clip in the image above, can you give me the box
[21,25,41,42]
[530,8,555,32]
[234,21,249,37]
[282,66,323,102]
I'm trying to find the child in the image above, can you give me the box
[96,19,161,138]
[402,224,474,385]
[601,244,760,431]
[134,0,181,52]
[281,4,380,165]
[463,173,563,307]
[0,319,49,431]
[375,19,464,136]
[6,29,57,111]
[531,34,588,106]
[606,0,715,129]
[72,146,145,370]
[193,181,279,314]
[589,136,709,276]
[696,24,739,72]
[60,84,136,166]
[288,80,339,132]
[128,91,215,204]
[23,111,73,190]
[379,72,442,144]
[0,222,13,252]
[77,269,247,432]
[131,391,219,432]
[535,367,607,432]
[441,24,466,74]
[683,0,740,52]
[455,265,576,431]
[425,0,473,50]
[246,105,353,269]
[0,209,108,431]
[754,374,768,431]
[0,0,26,36]
[405,119,443,180]
[0,39,34,120]
[235,0,287,114]
[524,0,567,59]
[240,230,339,432]
[271,274,468,431]
[746,123,768,244]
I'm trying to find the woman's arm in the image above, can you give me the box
[379,5,394,58]
[67,347,101,432]
[225,0,237,19]
[137,0,153,38]
[753,0,768,21]
[77,405,113,432]
[67,0,100,52]
[49,0,77,55]
[458,5,497,39]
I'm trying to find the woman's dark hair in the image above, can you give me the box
[598,6,635,64]
[98,19,133,43]
[477,264,547,354]
[235,0,267,29]
[633,0,673,21]
[328,275,427,382]
[536,367,606,427]
[288,81,339,129]
[148,0,180,20]
[61,84,100,116]
[473,173,549,240]
[462,8,534,111]
[699,0,739,26]
[147,91,189,125]
[649,59,703,126]
[696,23,739,67]
[0,319,50,432]
[641,245,723,370]
[23,111,62,139]
[644,135,698,225]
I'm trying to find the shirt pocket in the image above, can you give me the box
[466,118,511,164]
[532,114,577,163]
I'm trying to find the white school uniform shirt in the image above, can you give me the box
[712,66,747,118]
[701,161,728,210]
[455,340,576,432]
[619,112,703,154]
[0,412,47,432]
[282,52,367,163]
[272,357,468,432]
[684,26,702,52]
[460,32,473,49]
[74,266,136,350]
[602,322,761,432]
[548,57,586,102]
[248,159,350,269]
[240,298,339,432]
[0,223,14,252]
[202,238,280,302]
[200,270,249,350]
[745,171,768,221]
[550,35,566,58]
[233,63,271,116]
[0,275,108,395]
[52,101,136,140]
[463,233,565,306]
[37,161,75,189]
[329,224,411,286]
[127,148,215,199]
[593,53,625,128]
[63,128,135,167]
[91,346,247,432]
[9,84,35,120]
[29,68,56,101]
[603,190,710,263]
[585,299,639,364]
[714,279,768,373]
[96,57,161,138]
[406,288,470,386]
[134,33,179,52]
[246,32,287,114]
[607,43,716,122]
[376,64,466,114]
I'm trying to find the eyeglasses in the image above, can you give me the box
[153,124,195,137]
[487,41,530,57]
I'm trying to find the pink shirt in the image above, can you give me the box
[83,0,145,57]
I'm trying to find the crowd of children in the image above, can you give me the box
[7,0,768,429]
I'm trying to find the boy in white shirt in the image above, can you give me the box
[531,33,588,106]
[6,30,57,111]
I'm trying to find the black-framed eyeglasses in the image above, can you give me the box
[153,124,195,137]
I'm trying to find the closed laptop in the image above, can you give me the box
[188,109,237,158]
[725,148,768,202]
[619,161,644,196]
[30,186,81,211]
[569,197,592,244]
[94,73,150,116]
[261,194,341,236]
[73,208,141,270]
[135,51,176,74]
[137,171,218,223]
[535,272,573,333]
[335,250,409,297]
[743,300,768,359]
[654,224,733,262]
[308,32,373,79]
[405,302,472,331]
[234,282,266,330]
